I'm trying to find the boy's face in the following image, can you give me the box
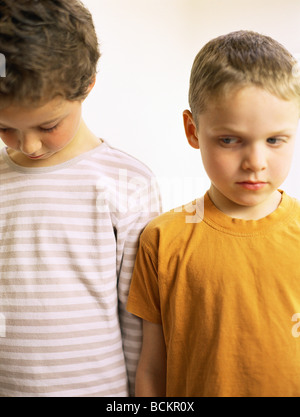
[183,86,300,219]
[0,98,85,167]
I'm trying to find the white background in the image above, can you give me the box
[1,0,300,211]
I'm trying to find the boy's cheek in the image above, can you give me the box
[43,130,72,150]
[203,153,233,176]
[0,134,17,149]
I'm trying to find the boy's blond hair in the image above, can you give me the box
[0,0,100,108]
[189,30,300,123]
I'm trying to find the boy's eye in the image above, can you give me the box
[219,137,239,145]
[40,125,58,133]
[267,137,282,145]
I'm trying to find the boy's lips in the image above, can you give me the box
[236,181,267,190]
[26,153,46,159]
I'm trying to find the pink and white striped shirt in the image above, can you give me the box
[0,140,161,397]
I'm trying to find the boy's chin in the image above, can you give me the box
[209,185,282,218]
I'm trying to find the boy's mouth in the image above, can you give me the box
[236,181,267,190]
[26,153,46,159]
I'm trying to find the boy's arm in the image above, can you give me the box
[117,178,162,396]
[136,320,166,397]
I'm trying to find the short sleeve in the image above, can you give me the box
[127,235,162,324]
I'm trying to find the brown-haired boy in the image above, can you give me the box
[127,30,300,397]
[0,0,161,396]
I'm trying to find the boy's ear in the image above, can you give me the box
[183,110,200,149]
[86,76,96,95]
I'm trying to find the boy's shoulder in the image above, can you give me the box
[93,141,161,216]
[282,192,300,219]
[291,194,300,209]
[140,197,205,248]
[98,141,156,180]
[289,194,300,220]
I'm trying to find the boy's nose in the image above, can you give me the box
[19,132,43,155]
[241,145,267,172]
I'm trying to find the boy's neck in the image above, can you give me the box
[208,186,282,220]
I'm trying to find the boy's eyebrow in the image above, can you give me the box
[0,117,61,129]
[39,117,61,125]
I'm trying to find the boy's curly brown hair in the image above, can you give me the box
[0,0,100,108]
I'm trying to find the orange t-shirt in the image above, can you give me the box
[127,191,300,396]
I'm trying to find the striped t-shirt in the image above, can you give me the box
[0,141,161,397]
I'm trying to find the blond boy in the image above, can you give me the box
[127,31,300,397]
